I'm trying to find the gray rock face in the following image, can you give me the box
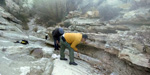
[111,8,150,25]
[68,20,130,33]
[77,26,150,75]
[5,0,20,11]
[0,6,21,24]
[5,0,34,10]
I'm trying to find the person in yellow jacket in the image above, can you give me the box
[60,33,88,65]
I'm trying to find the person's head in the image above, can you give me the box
[81,34,88,43]
[58,28,64,35]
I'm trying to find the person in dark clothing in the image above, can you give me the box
[52,28,64,50]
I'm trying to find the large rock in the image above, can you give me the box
[30,48,43,58]
[90,25,129,33]
[70,25,87,32]
[94,26,117,33]
[0,25,6,30]
[114,25,130,31]
[83,10,100,18]
[66,11,81,19]
[111,8,150,25]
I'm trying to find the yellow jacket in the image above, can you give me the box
[64,33,82,51]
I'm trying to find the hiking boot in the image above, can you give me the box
[69,62,78,65]
[60,58,68,61]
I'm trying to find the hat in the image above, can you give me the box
[59,28,64,34]
[82,34,88,39]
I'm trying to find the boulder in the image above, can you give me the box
[94,26,117,33]
[132,43,144,52]
[0,25,6,30]
[30,48,43,58]
[83,10,100,18]
[114,25,130,31]
[70,25,87,32]
[112,8,150,25]
[57,22,64,26]
[66,11,81,19]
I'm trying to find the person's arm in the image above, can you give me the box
[71,40,80,52]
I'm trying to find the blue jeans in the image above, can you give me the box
[53,38,60,50]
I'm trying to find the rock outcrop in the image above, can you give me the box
[79,26,150,75]
[47,15,150,75]
[110,8,150,25]
[0,6,103,75]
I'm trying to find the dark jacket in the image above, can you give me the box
[52,28,62,40]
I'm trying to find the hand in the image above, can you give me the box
[77,53,79,58]
[84,41,88,44]
[56,40,59,44]
[58,42,60,45]
[83,41,88,44]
